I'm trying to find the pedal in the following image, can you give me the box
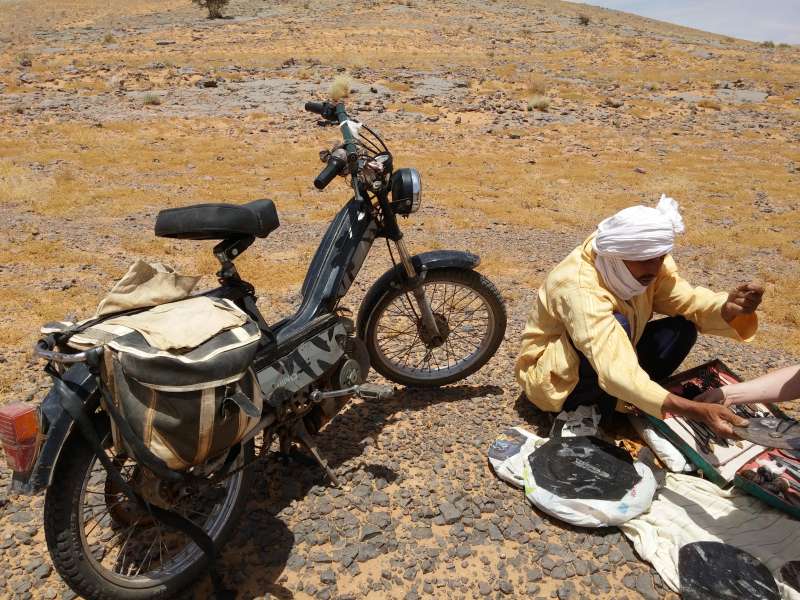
[356,383,395,402]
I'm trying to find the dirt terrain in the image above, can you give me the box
[0,0,799,598]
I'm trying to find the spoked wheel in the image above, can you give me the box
[364,267,506,387]
[44,418,253,600]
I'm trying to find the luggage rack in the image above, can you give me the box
[33,338,99,364]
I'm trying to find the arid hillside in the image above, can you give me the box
[0,1,798,599]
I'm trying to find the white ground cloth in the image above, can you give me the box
[621,472,800,599]
[489,428,800,598]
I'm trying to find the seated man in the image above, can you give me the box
[515,195,763,438]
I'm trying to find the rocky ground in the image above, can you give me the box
[1,0,799,598]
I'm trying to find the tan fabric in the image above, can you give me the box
[104,297,246,351]
[515,234,757,418]
[96,260,200,317]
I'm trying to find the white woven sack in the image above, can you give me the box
[487,427,543,489]
[522,444,657,528]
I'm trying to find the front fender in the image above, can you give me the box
[10,363,98,495]
[356,250,480,338]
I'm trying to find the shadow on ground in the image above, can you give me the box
[185,383,504,598]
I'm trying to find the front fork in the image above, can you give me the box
[394,238,442,344]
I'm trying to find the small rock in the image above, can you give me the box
[636,573,659,600]
[550,566,567,580]
[438,502,461,525]
[411,526,432,539]
[320,569,336,585]
[361,523,382,541]
[590,573,610,593]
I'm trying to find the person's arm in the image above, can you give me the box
[554,285,669,417]
[652,256,760,341]
[662,393,748,437]
[555,285,746,437]
[698,364,800,406]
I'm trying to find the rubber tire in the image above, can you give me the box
[363,267,507,387]
[43,418,254,600]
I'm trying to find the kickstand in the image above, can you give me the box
[293,422,341,487]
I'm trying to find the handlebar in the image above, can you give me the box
[314,151,346,190]
[304,101,338,122]
[306,100,361,196]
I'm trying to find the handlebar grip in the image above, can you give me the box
[305,101,326,115]
[314,157,344,190]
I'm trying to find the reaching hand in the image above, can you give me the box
[694,387,728,405]
[695,403,748,439]
[721,283,764,322]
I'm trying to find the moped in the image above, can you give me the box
[0,100,507,598]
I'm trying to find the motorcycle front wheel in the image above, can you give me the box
[364,267,507,387]
[44,417,254,600]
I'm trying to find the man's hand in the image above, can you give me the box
[693,403,748,439]
[721,283,764,323]
[663,393,748,439]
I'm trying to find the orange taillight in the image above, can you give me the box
[0,402,40,472]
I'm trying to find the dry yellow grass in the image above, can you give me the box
[0,0,799,388]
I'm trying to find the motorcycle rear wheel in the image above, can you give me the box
[44,418,254,600]
[364,267,506,387]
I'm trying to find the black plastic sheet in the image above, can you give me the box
[527,436,640,501]
[679,541,779,600]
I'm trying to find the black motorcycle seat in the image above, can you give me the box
[154,199,280,240]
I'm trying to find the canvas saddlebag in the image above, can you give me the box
[56,297,265,470]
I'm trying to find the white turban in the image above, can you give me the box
[593,194,685,261]
[592,195,685,300]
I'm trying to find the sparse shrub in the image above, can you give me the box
[143,93,162,106]
[761,40,775,48]
[525,75,548,96]
[527,95,550,111]
[329,75,352,101]
[467,24,474,33]
[778,43,791,49]
[17,52,32,67]
[102,32,116,44]
[644,82,660,92]
[578,14,590,26]
[192,0,229,19]
[697,98,721,110]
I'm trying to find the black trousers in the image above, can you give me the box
[562,315,697,419]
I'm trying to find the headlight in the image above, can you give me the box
[390,168,422,215]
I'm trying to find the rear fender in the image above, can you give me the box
[10,364,98,495]
[356,250,480,338]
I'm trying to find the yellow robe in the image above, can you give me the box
[514,235,757,417]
